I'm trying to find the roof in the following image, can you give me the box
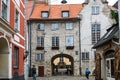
[109,5,118,11]
[93,24,119,48]
[113,1,118,9]
[29,4,83,20]
[26,1,34,20]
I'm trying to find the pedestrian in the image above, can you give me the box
[32,65,36,80]
[85,68,91,80]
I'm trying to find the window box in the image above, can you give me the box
[36,46,44,50]
[66,46,74,49]
[51,46,59,50]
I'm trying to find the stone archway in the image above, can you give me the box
[0,37,9,79]
[51,54,74,76]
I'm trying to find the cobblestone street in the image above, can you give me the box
[28,76,95,80]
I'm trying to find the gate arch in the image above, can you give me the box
[51,54,74,76]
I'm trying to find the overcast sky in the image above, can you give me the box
[50,0,117,6]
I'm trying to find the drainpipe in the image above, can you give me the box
[28,20,31,77]
[78,15,82,76]
[119,0,120,43]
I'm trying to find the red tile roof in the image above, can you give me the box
[29,4,83,19]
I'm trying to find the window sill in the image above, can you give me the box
[51,46,59,50]
[36,46,44,50]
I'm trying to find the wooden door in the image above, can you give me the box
[38,66,44,77]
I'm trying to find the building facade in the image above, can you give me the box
[93,24,120,80]
[28,0,83,77]
[80,0,114,75]
[0,0,25,79]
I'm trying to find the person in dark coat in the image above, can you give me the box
[85,68,91,80]
[32,65,36,80]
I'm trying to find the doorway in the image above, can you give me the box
[38,66,44,77]
[0,37,9,79]
[106,58,115,80]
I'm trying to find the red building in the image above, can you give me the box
[0,0,25,79]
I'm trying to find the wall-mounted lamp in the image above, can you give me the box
[61,0,67,4]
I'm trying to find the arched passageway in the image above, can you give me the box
[0,37,9,78]
[51,54,74,76]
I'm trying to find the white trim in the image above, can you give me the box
[16,33,25,40]
[12,0,25,19]
[12,39,25,49]
[8,43,12,78]
[20,0,25,8]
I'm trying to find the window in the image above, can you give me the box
[52,37,59,47]
[62,11,69,17]
[111,59,115,78]
[66,23,73,29]
[41,11,49,18]
[38,23,45,30]
[75,51,78,55]
[66,36,74,46]
[92,6,99,15]
[82,52,89,60]
[15,0,20,6]
[106,59,115,78]
[35,53,44,61]
[15,9,20,31]
[51,23,59,30]
[60,57,64,62]
[14,47,19,68]
[2,0,8,20]
[37,37,44,47]
[91,24,100,44]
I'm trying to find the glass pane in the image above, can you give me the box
[42,12,48,18]
[111,59,114,78]
[38,23,45,30]
[66,36,74,46]
[106,60,110,77]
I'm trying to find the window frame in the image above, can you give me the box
[14,46,19,68]
[35,53,44,61]
[14,9,20,31]
[37,36,44,47]
[52,36,59,47]
[82,52,89,60]
[62,11,69,17]
[41,11,49,18]
[66,23,73,30]
[91,23,100,44]
[51,23,59,30]
[92,6,99,15]
[2,0,8,20]
[66,35,74,47]
[38,23,45,30]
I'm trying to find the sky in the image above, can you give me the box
[50,0,117,6]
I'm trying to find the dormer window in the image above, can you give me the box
[62,11,69,17]
[41,11,49,18]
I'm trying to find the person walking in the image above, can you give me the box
[32,65,36,80]
[85,68,91,80]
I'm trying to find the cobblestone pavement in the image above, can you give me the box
[28,76,95,80]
